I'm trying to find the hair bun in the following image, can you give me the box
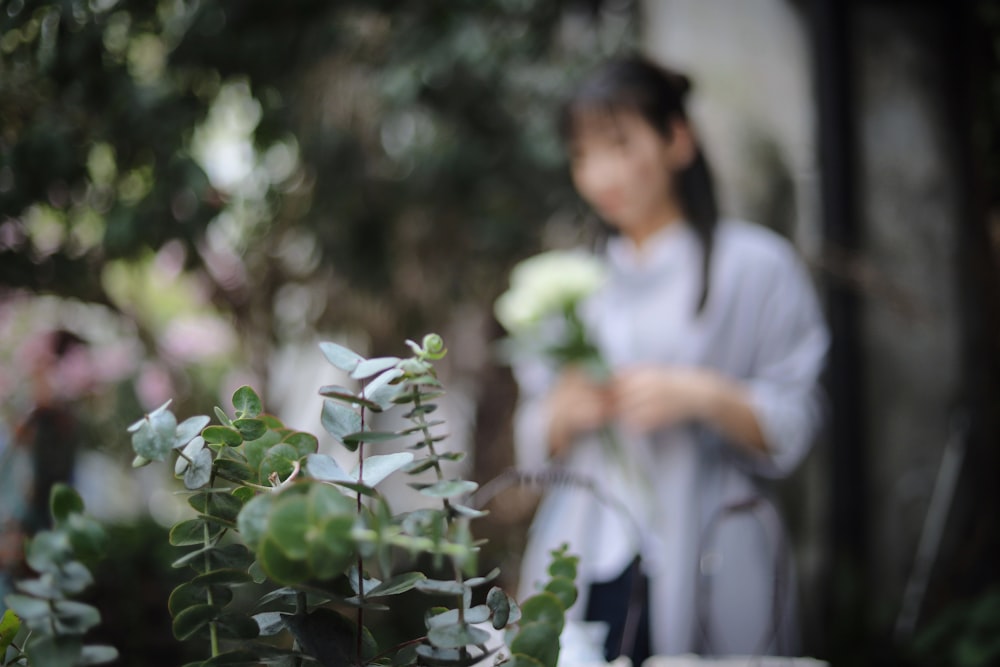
[629,55,694,98]
[660,65,692,98]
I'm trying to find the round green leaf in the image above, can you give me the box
[509,621,560,667]
[214,406,233,427]
[169,583,233,617]
[189,491,244,525]
[232,486,255,504]
[80,645,119,665]
[543,577,577,610]
[5,594,50,621]
[0,609,21,652]
[306,454,351,482]
[232,386,263,418]
[171,545,211,570]
[519,592,565,633]
[547,553,578,581]
[184,448,214,489]
[249,559,267,584]
[16,577,60,599]
[427,622,491,649]
[175,436,206,476]
[426,605,491,630]
[64,513,108,562]
[202,543,254,573]
[170,518,221,546]
[307,482,355,518]
[243,430,282,478]
[203,426,243,447]
[321,401,362,445]
[233,418,267,441]
[215,611,261,640]
[23,635,83,667]
[173,603,221,641]
[355,452,414,487]
[308,515,356,580]
[214,458,254,483]
[283,431,319,457]
[174,415,211,449]
[237,493,275,551]
[49,484,84,523]
[259,414,284,428]
[351,356,401,380]
[487,587,510,629]
[25,530,71,572]
[363,368,404,410]
[253,611,287,637]
[169,582,206,617]
[53,560,94,595]
[132,409,178,461]
[419,479,479,500]
[258,535,307,586]
[266,495,309,560]
[319,341,364,372]
[52,600,101,634]
[506,595,522,625]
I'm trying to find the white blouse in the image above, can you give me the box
[512,219,829,656]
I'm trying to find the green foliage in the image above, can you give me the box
[127,334,577,666]
[2,485,117,667]
[911,586,1000,667]
[0,1,629,373]
[505,546,578,667]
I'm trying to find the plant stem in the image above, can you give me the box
[412,388,466,623]
[356,395,366,666]
[203,519,219,657]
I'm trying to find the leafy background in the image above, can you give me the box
[0,1,628,664]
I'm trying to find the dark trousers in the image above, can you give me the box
[584,557,652,665]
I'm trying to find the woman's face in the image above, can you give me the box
[568,109,689,240]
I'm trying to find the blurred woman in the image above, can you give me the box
[512,56,829,660]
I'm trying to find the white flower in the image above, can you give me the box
[494,250,607,335]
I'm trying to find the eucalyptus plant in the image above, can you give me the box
[1,484,117,667]
[127,334,576,667]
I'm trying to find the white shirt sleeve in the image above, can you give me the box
[742,247,830,478]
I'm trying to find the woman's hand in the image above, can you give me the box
[611,366,711,434]
[611,366,768,454]
[545,367,613,458]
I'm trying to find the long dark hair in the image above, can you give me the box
[560,55,719,313]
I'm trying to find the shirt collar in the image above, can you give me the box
[605,221,695,279]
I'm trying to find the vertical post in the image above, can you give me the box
[811,0,868,650]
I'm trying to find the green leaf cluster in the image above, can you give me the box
[1,485,118,667]
[127,334,579,667]
[505,546,579,667]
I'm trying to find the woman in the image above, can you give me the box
[512,56,829,660]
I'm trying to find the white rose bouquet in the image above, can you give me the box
[494,249,608,374]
